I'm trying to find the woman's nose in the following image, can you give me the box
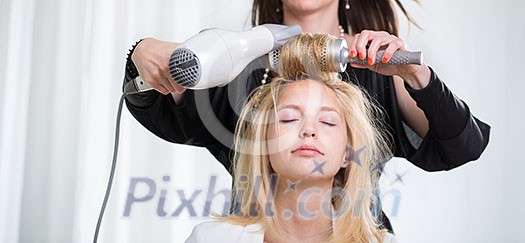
[300,121,317,138]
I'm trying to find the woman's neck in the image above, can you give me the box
[265,179,334,242]
[282,3,341,38]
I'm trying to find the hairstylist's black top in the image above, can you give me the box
[122,55,491,231]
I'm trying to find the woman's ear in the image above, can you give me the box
[341,159,350,168]
[341,144,352,168]
[342,144,366,169]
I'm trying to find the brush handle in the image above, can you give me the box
[346,50,423,65]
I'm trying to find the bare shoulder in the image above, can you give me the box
[185,221,263,243]
[185,221,242,243]
[383,233,400,243]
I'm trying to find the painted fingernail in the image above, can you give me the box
[350,50,356,58]
[382,57,388,63]
[359,53,365,60]
[368,58,374,65]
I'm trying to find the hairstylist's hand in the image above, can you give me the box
[347,30,430,88]
[132,38,186,95]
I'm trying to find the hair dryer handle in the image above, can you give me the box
[124,76,153,95]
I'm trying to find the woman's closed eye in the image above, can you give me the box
[277,109,301,123]
[320,120,336,126]
[280,118,299,123]
[319,114,340,127]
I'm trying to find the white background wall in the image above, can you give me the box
[0,0,523,242]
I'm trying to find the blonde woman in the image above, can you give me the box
[125,0,491,233]
[186,34,398,243]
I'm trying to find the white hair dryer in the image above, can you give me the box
[125,24,302,94]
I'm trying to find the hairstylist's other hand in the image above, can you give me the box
[131,38,186,95]
[347,30,428,82]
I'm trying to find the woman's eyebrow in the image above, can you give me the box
[320,106,343,117]
[320,106,337,112]
[277,104,302,111]
[277,104,341,115]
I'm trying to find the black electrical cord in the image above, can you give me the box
[93,93,127,243]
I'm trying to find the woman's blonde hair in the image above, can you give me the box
[224,33,393,243]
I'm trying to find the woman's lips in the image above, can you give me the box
[291,145,324,156]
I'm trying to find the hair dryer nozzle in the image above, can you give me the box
[261,24,302,50]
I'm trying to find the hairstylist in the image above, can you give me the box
[123,0,491,232]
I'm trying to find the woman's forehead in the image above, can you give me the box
[277,79,340,109]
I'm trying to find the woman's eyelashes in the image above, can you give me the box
[277,110,340,126]
[277,117,338,126]
[280,119,298,123]
[319,117,338,126]
[277,110,300,124]
[320,111,342,126]
[320,120,336,126]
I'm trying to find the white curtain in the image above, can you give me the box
[1,0,524,243]
[0,0,250,242]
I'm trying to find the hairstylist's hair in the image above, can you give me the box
[251,0,420,36]
[224,33,393,243]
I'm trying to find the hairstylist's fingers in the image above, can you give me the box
[142,68,173,94]
[382,38,407,63]
[167,75,187,94]
[174,85,186,94]
[355,31,370,60]
[156,67,178,93]
[348,34,359,58]
[131,38,181,94]
[349,63,369,69]
[157,57,185,94]
[159,78,178,93]
[136,68,162,93]
[148,82,170,95]
[367,37,390,65]
[158,44,186,94]
[363,31,391,64]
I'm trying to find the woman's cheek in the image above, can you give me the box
[267,125,294,154]
[278,126,299,148]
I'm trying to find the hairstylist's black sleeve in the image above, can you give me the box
[123,76,237,170]
[121,53,264,171]
[403,67,491,171]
